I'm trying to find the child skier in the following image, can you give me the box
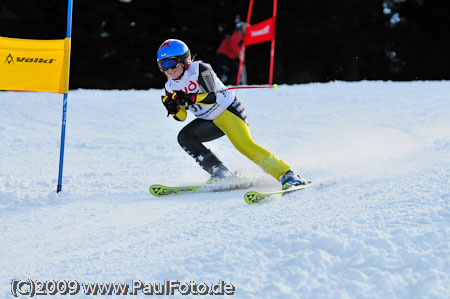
[156,39,308,190]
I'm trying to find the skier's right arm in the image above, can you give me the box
[161,91,187,122]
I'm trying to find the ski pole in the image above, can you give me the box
[228,84,278,90]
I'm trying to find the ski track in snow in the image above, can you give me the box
[1,81,449,298]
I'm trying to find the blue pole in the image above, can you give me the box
[57,0,73,193]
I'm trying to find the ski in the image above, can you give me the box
[150,184,202,197]
[244,183,314,204]
[150,180,254,197]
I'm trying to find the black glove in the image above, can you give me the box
[172,90,197,107]
[161,94,179,116]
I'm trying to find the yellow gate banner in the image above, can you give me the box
[0,36,71,93]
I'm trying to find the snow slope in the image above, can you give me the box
[1,81,449,298]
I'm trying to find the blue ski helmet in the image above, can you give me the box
[157,39,191,71]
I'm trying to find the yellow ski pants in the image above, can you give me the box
[213,109,290,181]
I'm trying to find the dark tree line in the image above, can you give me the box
[1,0,449,89]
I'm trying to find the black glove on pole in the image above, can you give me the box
[161,94,179,116]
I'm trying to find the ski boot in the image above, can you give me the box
[279,170,310,190]
[207,163,235,184]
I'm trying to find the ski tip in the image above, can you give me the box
[149,185,165,197]
[244,191,266,204]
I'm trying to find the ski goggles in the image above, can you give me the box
[158,58,180,71]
